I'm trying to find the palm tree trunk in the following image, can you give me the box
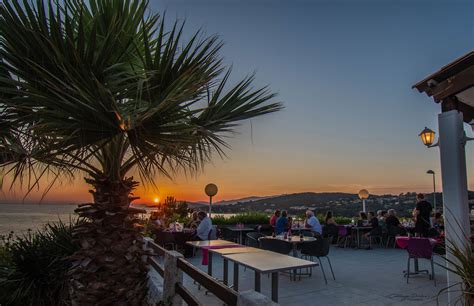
[68,176,148,305]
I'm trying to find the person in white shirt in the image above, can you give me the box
[304,210,322,235]
[196,211,213,240]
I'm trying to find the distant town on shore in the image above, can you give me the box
[135,191,474,218]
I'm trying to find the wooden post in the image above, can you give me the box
[162,250,184,305]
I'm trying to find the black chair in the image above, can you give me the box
[300,237,335,284]
[367,226,384,248]
[219,227,239,242]
[259,238,293,254]
[258,224,274,236]
[322,224,338,242]
[155,231,176,250]
[246,232,265,248]
[386,225,406,248]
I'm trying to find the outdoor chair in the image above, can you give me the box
[322,224,339,243]
[367,226,384,249]
[259,238,293,254]
[405,238,436,286]
[301,230,315,237]
[219,227,239,242]
[258,224,274,236]
[300,237,335,284]
[336,226,350,248]
[155,231,176,250]
[246,232,265,248]
[386,225,406,248]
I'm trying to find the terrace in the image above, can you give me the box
[146,236,449,306]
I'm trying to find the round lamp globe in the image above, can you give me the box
[358,189,369,200]
[205,183,218,197]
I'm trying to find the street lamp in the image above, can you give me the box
[426,170,437,212]
[205,183,218,218]
[358,189,369,212]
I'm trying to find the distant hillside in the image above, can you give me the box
[210,191,447,218]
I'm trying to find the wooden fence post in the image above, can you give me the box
[162,250,184,305]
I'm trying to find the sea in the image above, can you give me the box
[0,203,234,237]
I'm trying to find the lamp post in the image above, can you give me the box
[358,189,369,212]
[426,170,437,212]
[205,183,218,218]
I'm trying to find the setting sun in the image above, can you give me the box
[153,197,160,204]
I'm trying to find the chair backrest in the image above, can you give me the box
[258,224,274,236]
[246,232,265,248]
[323,224,338,238]
[220,227,237,240]
[319,237,332,256]
[259,238,292,255]
[155,231,175,245]
[300,238,322,256]
[406,238,433,259]
[387,225,400,236]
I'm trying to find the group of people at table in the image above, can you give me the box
[149,193,444,253]
[268,193,444,245]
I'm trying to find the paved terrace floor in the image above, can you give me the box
[153,246,450,306]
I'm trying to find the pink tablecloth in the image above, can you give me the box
[201,244,241,265]
[395,236,439,249]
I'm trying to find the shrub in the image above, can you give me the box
[212,212,269,225]
[0,219,81,306]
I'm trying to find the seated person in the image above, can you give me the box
[186,211,200,229]
[304,210,322,235]
[378,210,388,233]
[287,216,293,230]
[325,210,337,225]
[195,211,213,240]
[275,210,289,235]
[269,209,281,227]
[431,212,444,229]
[357,211,368,227]
[385,209,407,236]
[363,211,382,245]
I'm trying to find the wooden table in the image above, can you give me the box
[222,251,317,302]
[208,247,266,285]
[185,240,239,274]
[185,239,237,248]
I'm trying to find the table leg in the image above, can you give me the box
[271,272,279,303]
[233,263,239,291]
[254,271,261,292]
[223,258,228,285]
[357,229,360,248]
[208,252,213,276]
[414,258,419,272]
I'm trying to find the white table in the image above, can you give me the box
[222,251,317,302]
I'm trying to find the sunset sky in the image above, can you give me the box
[2,0,474,204]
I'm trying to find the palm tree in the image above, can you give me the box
[0,0,282,304]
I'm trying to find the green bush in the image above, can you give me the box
[0,219,81,306]
[212,212,269,225]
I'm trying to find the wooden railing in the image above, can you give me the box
[146,240,238,306]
